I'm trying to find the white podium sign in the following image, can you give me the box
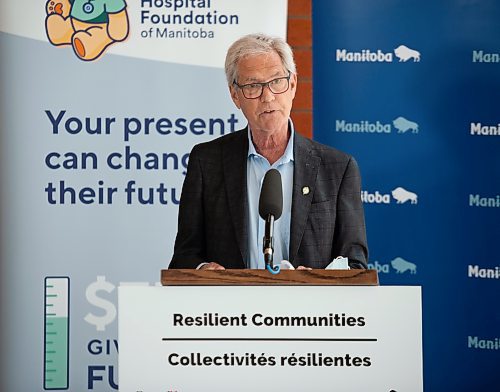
[119,286,422,391]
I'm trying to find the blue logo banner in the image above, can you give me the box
[313,2,500,390]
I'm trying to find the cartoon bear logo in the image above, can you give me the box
[45,0,129,61]
[394,45,421,62]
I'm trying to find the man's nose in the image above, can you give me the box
[260,84,275,102]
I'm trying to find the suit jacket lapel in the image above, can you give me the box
[289,133,320,266]
[222,129,249,264]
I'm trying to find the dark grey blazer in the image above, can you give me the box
[169,128,368,269]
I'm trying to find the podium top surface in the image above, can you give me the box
[161,269,378,286]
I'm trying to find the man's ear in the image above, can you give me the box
[229,85,241,109]
[289,72,298,99]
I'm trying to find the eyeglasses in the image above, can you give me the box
[233,71,291,99]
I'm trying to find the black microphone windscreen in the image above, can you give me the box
[259,169,283,220]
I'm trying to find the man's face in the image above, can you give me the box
[230,51,297,136]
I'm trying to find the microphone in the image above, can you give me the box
[258,169,283,273]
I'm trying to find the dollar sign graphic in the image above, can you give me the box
[84,276,117,331]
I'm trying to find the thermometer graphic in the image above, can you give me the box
[44,277,70,390]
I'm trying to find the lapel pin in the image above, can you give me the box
[302,186,310,195]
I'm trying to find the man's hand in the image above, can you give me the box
[296,266,312,270]
[199,262,226,270]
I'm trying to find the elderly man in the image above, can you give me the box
[169,33,368,270]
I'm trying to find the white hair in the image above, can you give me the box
[224,33,296,85]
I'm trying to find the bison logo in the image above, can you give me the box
[391,187,418,204]
[393,117,419,134]
[391,257,417,274]
[394,45,420,62]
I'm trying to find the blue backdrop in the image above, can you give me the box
[313,1,499,390]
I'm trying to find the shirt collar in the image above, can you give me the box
[247,120,295,165]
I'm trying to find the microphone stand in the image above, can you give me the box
[263,214,280,274]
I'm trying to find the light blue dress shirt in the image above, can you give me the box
[246,122,294,269]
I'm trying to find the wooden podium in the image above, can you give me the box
[119,269,422,392]
[161,268,379,286]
